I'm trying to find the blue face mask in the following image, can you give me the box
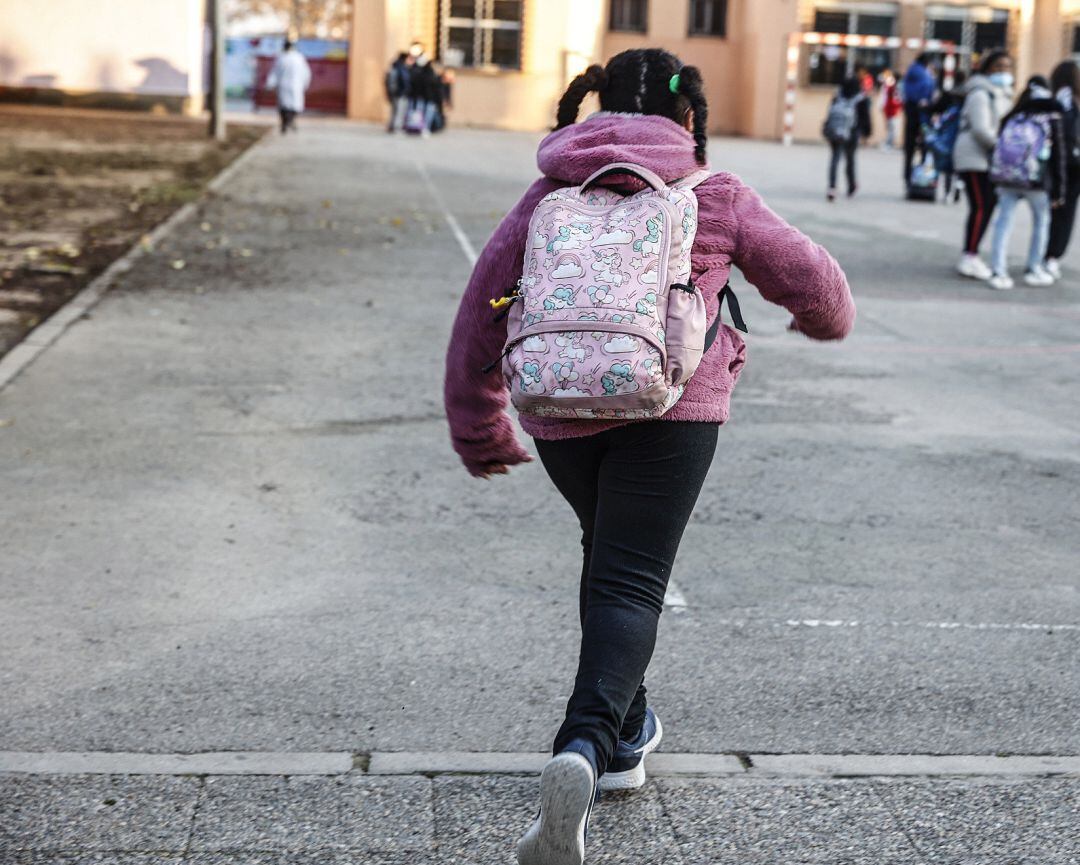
[989,72,1014,90]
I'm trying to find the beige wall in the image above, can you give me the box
[0,0,208,112]
[349,0,1079,139]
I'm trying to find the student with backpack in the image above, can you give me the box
[1045,60,1080,279]
[823,77,872,201]
[926,70,967,202]
[987,77,1067,289]
[385,52,413,133]
[954,50,1015,280]
[443,48,855,865]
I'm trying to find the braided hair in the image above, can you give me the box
[555,49,709,165]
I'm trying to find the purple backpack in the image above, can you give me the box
[990,113,1052,188]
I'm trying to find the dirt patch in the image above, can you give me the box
[0,106,265,357]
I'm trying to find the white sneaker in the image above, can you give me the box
[517,752,596,865]
[988,273,1015,290]
[1023,268,1054,287]
[1044,258,1062,280]
[957,254,993,280]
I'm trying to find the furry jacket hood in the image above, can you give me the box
[443,113,855,476]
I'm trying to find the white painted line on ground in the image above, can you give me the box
[2,751,1077,779]
[703,617,1080,634]
[0,751,352,776]
[416,160,479,265]
[663,579,688,611]
[0,130,272,394]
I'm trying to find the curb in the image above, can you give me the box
[2,751,1078,779]
[0,129,272,395]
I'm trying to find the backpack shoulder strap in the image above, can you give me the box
[672,169,711,190]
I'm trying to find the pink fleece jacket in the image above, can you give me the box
[444,114,855,476]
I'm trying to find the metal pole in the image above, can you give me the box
[210,0,226,141]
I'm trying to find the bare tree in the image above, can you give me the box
[227,0,352,38]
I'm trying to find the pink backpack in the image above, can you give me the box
[495,162,741,420]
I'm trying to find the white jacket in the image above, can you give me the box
[953,75,1015,173]
[268,49,311,112]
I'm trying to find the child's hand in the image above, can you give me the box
[475,454,534,480]
[1053,198,1066,209]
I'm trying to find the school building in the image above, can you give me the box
[348,0,1080,140]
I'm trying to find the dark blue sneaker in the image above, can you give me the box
[598,707,663,791]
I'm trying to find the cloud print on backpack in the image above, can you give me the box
[551,254,585,279]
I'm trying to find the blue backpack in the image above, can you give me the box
[925,105,961,174]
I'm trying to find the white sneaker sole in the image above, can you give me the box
[517,752,595,865]
[597,715,664,792]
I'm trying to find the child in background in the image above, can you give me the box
[823,77,872,201]
[881,69,903,150]
[988,77,1067,290]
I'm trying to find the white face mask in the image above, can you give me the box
[989,72,1014,90]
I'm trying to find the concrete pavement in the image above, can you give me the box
[1,121,1079,862]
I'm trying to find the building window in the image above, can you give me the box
[610,0,648,33]
[924,5,1009,75]
[688,0,727,37]
[807,4,897,86]
[439,0,523,70]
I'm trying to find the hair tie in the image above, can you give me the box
[669,73,681,95]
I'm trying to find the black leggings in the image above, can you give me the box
[279,108,297,133]
[534,420,718,776]
[960,170,997,255]
[829,139,857,193]
[1048,172,1080,260]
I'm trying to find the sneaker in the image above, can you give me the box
[988,272,1015,290]
[826,188,837,202]
[1023,268,1054,287]
[847,185,858,198]
[598,708,663,792]
[957,254,993,280]
[517,744,597,865]
[1044,258,1062,280]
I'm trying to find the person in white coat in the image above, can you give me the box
[267,40,312,134]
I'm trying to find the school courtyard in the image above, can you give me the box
[1,121,1078,862]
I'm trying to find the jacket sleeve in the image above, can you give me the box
[731,182,855,341]
[443,179,555,475]
[858,96,873,139]
[966,90,997,152]
[1050,115,1068,202]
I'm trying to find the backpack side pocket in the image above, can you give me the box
[664,280,708,387]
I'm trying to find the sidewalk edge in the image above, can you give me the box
[0,129,272,394]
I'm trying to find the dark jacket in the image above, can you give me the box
[930,87,964,117]
[385,59,409,100]
[1058,99,1080,173]
[408,61,441,102]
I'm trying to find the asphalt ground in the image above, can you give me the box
[1,121,1078,863]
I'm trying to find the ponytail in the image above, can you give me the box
[556,64,608,129]
[673,65,708,165]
